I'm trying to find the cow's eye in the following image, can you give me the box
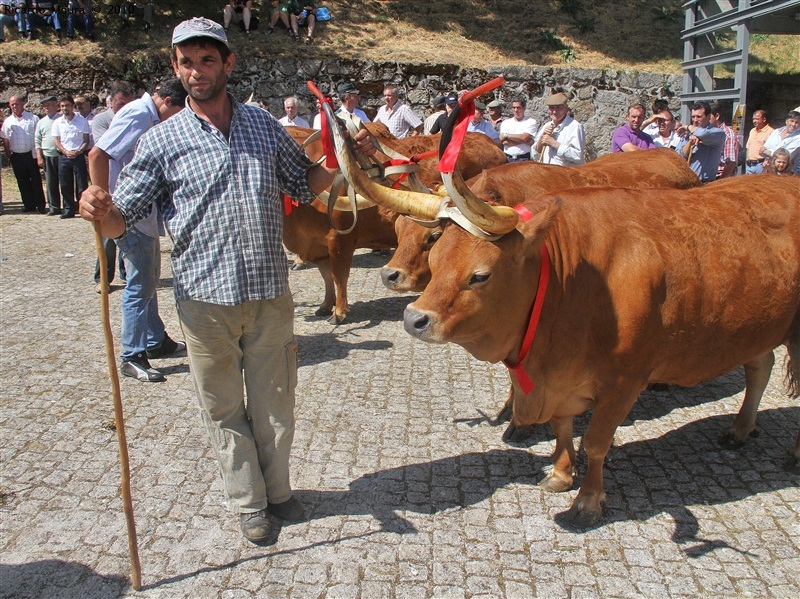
[469,272,490,286]
[426,231,442,244]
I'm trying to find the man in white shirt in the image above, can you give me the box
[651,110,679,150]
[1,94,45,213]
[374,84,422,139]
[499,96,538,162]
[335,82,370,123]
[761,111,800,174]
[534,92,586,165]
[423,95,445,135]
[52,95,91,218]
[466,101,500,146]
[278,96,309,128]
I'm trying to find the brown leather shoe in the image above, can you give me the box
[240,509,271,543]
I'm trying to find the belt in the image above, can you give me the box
[746,160,762,166]
[505,152,530,161]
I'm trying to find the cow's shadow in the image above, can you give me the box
[0,560,129,599]
[292,407,798,553]
[297,294,415,328]
[463,367,751,448]
[296,332,393,367]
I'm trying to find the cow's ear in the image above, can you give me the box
[518,199,561,248]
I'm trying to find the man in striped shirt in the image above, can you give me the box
[80,17,374,544]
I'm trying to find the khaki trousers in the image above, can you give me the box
[177,294,298,513]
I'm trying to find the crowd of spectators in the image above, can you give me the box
[0,0,154,41]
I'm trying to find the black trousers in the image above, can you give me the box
[10,152,45,212]
[57,153,88,213]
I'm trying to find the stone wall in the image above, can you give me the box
[0,54,683,158]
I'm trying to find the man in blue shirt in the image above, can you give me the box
[675,100,726,183]
[80,17,374,544]
[89,79,188,383]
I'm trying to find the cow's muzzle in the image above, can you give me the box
[403,306,433,340]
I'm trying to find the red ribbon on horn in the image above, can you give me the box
[438,96,474,175]
[318,95,339,169]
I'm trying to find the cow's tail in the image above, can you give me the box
[784,339,800,398]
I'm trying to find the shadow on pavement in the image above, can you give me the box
[0,560,129,599]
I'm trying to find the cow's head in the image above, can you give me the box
[403,200,560,363]
[381,216,442,292]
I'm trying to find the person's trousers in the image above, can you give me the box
[745,162,764,175]
[176,294,298,513]
[9,152,45,212]
[57,153,88,213]
[115,228,165,361]
[42,154,61,211]
[95,237,126,285]
[67,10,93,36]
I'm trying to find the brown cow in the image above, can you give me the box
[382,148,700,293]
[283,126,506,323]
[397,176,800,527]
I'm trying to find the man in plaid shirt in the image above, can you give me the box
[80,17,374,544]
[710,101,740,179]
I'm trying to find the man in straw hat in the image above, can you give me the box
[80,16,375,544]
[533,92,586,165]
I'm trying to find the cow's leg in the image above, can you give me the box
[496,387,513,423]
[500,385,537,443]
[314,259,336,317]
[539,416,576,493]
[784,332,800,472]
[720,351,774,448]
[326,235,355,325]
[565,388,640,528]
[328,261,351,325]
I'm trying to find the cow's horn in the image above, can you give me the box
[332,119,442,220]
[316,189,376,211]
[441,167,519,235]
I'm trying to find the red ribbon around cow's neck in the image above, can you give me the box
[503,205,550,395]
[319,96,339,169]
[438,97,474,174]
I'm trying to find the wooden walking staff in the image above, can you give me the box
[92,221,142,590]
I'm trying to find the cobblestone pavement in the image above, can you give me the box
[2,191,800,598]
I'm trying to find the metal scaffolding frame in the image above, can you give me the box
[681,0,800,123]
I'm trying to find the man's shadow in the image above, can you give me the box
[0,560,129,599]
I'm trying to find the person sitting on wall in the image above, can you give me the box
[223,0,252,34]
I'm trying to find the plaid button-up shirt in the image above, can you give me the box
[114,95,316,305]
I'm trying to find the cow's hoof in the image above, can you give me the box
[327,313,346,325]
[538,472,573,493]
[494,402,513,424]
[784,455,800,474]
[563,504,602,529]
[719,429,759,449]
[315,306,334,317]
[502,422,535,443]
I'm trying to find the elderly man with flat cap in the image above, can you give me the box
[467,101,501,146]
[487,99,505,132]
[335,82,370,123]
[534,92,586,165]
[35,95,63,216]
[80,16,376,545]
